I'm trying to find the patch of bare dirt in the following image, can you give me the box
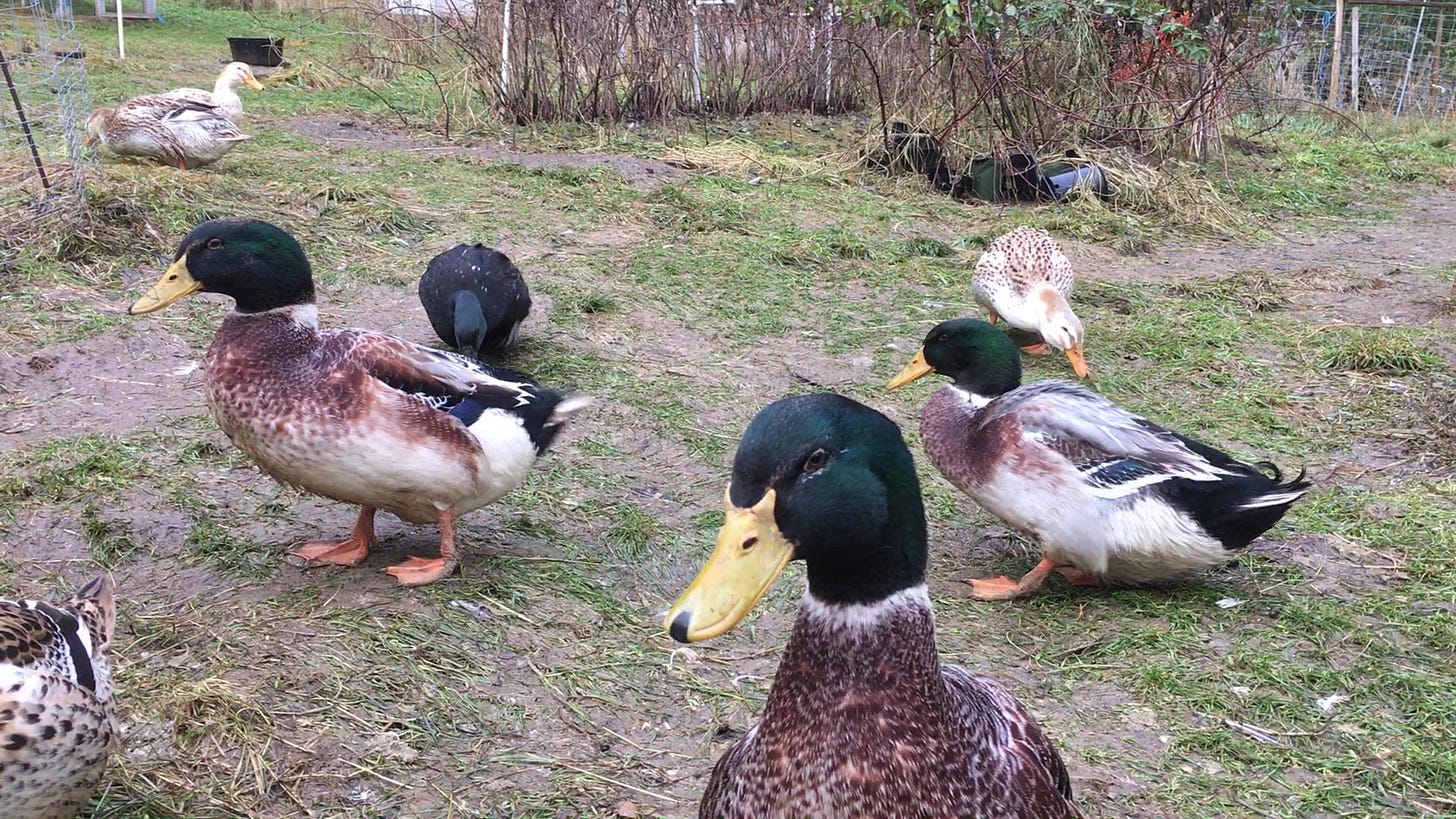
[1249,532,1410,601]
[1070,188,1456,333]
[284,116,685,190]
[0,325,209,455]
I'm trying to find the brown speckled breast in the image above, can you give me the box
[202,310,480,516]
[698,595,1080,819]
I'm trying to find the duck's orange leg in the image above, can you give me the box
[969,557,1058,600]
[385,506,459,587]
[987,310,1000,325]
[1019,342,1054,356]
[293,506,375,566]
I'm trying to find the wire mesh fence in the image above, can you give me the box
[1280,1,1455,119]
[1,0,92,253]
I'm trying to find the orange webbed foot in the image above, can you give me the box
[292,536,370,566]
[291,507,375,568]
[968,558,1058,601]
[968,575,1036,600]
[385,555,458,587]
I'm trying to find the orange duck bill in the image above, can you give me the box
[1064,345,1090,378]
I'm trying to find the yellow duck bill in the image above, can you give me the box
[887,348,933,390]
[665,487,795,643]
[130,258,202,315]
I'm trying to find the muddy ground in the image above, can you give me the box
[2,122,1453,819]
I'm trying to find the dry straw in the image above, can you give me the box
[663,138,841,181]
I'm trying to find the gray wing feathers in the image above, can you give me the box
[988,382,1231,482]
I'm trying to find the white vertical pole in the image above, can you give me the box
[116,0,125,60]
[690,0,703,109]
[1328,0,1344,104]
[805,9,817,106]
[1350,6,1360,111]
[823,5,834,107]
[500,0,513,98]
[807,10,816,63]
[1395,4,1427,122]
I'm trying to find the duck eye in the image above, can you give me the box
[803,448,829,474]
[937,332,949,342]
[206,238,223,250]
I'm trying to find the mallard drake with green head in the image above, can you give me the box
[86,99,250,170]
[972,226,1090,378]
[128,218,589,586]
[889,318,1311,600]
[1,577,117,819]
[665,393,1081,819]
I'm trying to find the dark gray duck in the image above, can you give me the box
[418,244,532,357]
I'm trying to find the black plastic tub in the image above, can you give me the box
[227,37,284,67]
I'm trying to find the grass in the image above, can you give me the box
[1167,269,1291,315]
[1313,327,1444,375]
[1,2,1454,817]
[1220,114,1456,224]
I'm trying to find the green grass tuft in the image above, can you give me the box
[1315,328,1443,375]
[901,236,956,257]
[0,436,149,504]
[80,505,142,569]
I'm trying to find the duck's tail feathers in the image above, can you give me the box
[1168,461,1311,552]
[525,394,590,456]
[548,395,593,427]
[1237,466,1311,510]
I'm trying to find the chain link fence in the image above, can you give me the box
[1,0,92,254]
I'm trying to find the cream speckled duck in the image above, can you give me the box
[972,226,1090,378]
[666,393,1081,819]
[1,576,117,819]
[889,318,1311,600]
[86,99,251,170]
[128,218,589,586]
